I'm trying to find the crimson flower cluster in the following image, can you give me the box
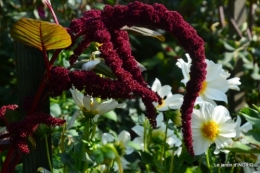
[49,1,206,155]
[0,105,65,154]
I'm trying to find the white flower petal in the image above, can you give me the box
[67,110,80,130]
[97,100,118,115]
[132,125,144,137]
[240,122,253,133]
[204,88,228,103]
[136,60,147,72]
[206,60,222,81]
[158,85,172,98]
[82,59,101,71]
[118,130,131,144]
[132,137,144,150]
[168,94,184,109]
[151,78,162,92]
[193,136,211,155]
[176,58,190,85]
[227,77,241,91]
[156,113,164,123]
[201,102,215,121]
[207,78,229,92]
[212,105,230,124]
[82,95,93,110]
[93,115,100,122]
[102,133,114,144]
[116,103,126,109]
[70,88,84,108]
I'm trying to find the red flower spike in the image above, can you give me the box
[0,105,18,118]
[7,112,65,154]
[49,66,72,97]
[67,2,206,155]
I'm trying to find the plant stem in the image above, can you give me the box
[162,115,168,165]
[169,151,175,173]
[205,149,212,173]
[81,118,91,172]
[143,118,151,173]
[45,134,53,173]
[230,163,234,173]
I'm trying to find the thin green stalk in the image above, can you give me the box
[169,151,175,173]
[45,134,53,173]
[143,119,151,173]
[90,121,97,139]
[205,149,212,173]
[230,163,234,173]
[225,152,230,164]
[81,118,91,172]
[162,116,169,165]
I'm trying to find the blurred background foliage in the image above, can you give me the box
[2,0,260,111]
[1,0,260,171]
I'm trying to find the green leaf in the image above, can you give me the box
[243,129,260,146]
[10,18,71,51]
[224,141,260,153]
[103,111,117,122]
[251,64,260,80]
[52,155,64,169]
[50,103,61,117]
[239,107,260,126]
[92,150,104,164]
[140,151,154,164]
[121,26,165,42]
[223,42,236,51]
[37,167,51,173]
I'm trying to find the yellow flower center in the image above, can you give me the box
[199,80,207,95]
[201,120,219,141]
[157,99,165,108]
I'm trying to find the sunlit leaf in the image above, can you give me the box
[10,18,71,51]
[50,103,61,117]
[224,141,260,153]
[103,111,117,122]
[239,107,260,127]
[37,167,51,173]
[243,129,260,146]
[251,64,260,80]
[121,26,165,42]
[223,42,235,51]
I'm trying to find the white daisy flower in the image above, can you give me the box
[177,54,241,105]
[67,87,125,129]
[132,112,182,156]
[102,130,134,169]
[191,102,237,155]
[151,78,183,111]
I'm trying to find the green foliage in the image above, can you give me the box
[2,0,260,173]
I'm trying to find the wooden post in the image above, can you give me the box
[15,42,51,173]
[228,0,247,27]
[228,0,247,113]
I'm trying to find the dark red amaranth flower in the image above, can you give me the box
[109,30,147,87]
[68,1,206,155]
[70,70,134,99]
[7,112,65,154]
[0,105,18,118]
[49,66,72,97]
